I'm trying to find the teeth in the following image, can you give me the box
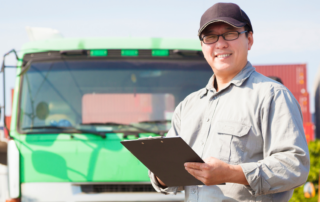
[216,54,231,58]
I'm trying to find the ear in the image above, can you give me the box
[247,32,254,50]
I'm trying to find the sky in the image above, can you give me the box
[1,0,320,121]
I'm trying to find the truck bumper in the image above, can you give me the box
[21,182,184,202]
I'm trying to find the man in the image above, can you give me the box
[149,2,310,202]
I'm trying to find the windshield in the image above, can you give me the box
[19,58,212,133]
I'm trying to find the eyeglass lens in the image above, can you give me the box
[203,32,239,44]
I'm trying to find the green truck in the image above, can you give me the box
[1,37,212,202]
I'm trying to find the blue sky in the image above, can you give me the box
[1,0,320,119]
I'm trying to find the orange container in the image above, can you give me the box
[254,64,311,124]
[255,64,307,94]
[303,122,314,143]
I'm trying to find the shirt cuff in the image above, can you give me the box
[148,170,179,195]
[240,162,271,196]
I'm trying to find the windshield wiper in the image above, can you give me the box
[80,122,166,136]
[138,120,171,124]
[22,126,107,139]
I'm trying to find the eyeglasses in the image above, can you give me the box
[201,31,247,44]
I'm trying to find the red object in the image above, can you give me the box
[255,64,307,94]
[4,116,11,138]
[82,94,152,124]
[6,198,21,202]
[254,64,311,123]
[303,123,314,144]
[82,93,175,124]
[255,64,314,142]
[292,92,311,123]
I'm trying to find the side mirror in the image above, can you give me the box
[303,182,315,198]
[36,102,49,120]
[18,60,32,76]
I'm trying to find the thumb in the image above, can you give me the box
[201,163,210,170]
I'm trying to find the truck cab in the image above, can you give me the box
[2,37,212,202]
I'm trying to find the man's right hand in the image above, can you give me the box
[156,176,167,188]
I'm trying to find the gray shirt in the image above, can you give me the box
[149,62,310,202]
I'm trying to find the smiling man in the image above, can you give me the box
[149,2,310,202]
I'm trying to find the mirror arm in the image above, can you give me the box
[18,60,32,76]
[1,49,21,72]
[1,49,20,139]
[4,49,19,61]
[2,64,11,138]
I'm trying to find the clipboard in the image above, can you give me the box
[121,136,204,187]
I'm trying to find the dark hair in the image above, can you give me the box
[244,25,250,37]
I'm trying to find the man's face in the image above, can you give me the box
[201,22,253,77]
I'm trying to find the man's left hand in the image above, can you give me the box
[184,157,249,186]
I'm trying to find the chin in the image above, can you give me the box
[213,63,233,72]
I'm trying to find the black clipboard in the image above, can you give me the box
[121,136,204,187]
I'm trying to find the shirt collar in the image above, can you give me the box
[200,62,255,98]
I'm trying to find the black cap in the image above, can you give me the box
[198,3,253,38]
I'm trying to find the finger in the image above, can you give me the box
[185,167,206,178]
[187,170,206,182]
[204,156,218,164]
[184,162,203,170]
[185,168,214,186]
[201,163,210,170]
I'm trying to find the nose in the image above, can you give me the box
[215,35,228,49]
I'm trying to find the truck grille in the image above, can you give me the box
[81,184,156,193]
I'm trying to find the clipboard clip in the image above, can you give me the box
[138,136,163,140]
[123,133,140,139]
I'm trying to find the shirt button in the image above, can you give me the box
[207,118,210,122]
[191,188,196,194]
[201,141,204,145]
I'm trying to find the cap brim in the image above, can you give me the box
[198,17,246,36]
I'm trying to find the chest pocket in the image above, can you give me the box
[217,121,251,164]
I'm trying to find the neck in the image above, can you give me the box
[214,76,231,92]
[213,62,248,92]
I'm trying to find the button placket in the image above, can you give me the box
[201,96,214,142]
[193,95,214,156]
[200,96,220,158]
[188,186,197,202]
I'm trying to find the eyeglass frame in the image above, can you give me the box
[200,30,248,44]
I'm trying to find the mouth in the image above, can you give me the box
[215,53,232,58]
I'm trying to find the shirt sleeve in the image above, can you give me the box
[240,88,310,196]
[148,102,183,194]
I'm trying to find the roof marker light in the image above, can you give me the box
[121,50,138,56]
[152,50,169,56]
[90,50,108,57]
